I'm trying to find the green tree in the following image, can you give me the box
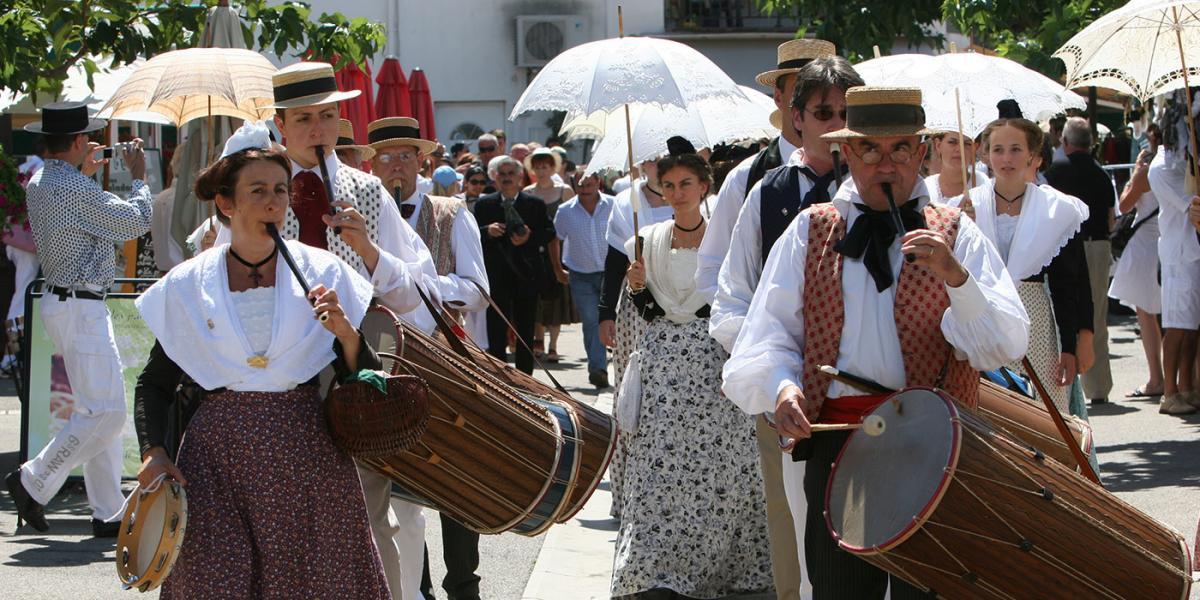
[756,0,947,61]
[0,0,386,101]
[941,0,1125,78]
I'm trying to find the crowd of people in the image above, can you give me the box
[0,33,1196,600]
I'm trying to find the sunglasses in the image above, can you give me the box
[478,145,497,153]
[806,107,847,122]
[467,178,486,185]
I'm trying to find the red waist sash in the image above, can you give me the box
[819,393,891,425]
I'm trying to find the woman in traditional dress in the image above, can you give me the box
[600,158,673,519]
[524,147,578,361]
[1109,147,1164,398]
[926,131,988,204]
[956,117,1094,414]
[611,150,771,599]
[133,125,391,599]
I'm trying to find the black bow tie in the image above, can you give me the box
[797,164,848,209]
[835,199,926,292]
[400,203,416,219]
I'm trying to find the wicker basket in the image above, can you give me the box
[326,374,430,460]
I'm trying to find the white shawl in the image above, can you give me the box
[955,180,1089,281]
[625,220,710,323]
[136,240,374,391]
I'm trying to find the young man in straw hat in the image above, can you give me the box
[709,55,862,600]
[693,37,834,600]
[723,86,1030,600]
[263,62,438,336]
[5,102,151,537]
[334,118,376,170]
[366,115,490,600]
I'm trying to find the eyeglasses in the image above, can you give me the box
[495,169,521,178]
[478,145,497,153]
[848,145,914,166]
[467,178,486,186]
[806,107,847,122]
[376,151,418,164]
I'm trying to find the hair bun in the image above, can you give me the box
[666,135,697,157]
[997,99,1023,119]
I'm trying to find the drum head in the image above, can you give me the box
[826,388,961,554]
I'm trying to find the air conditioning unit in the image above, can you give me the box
[516,15,588,68]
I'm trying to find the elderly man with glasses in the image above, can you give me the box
[474,155,555,374]
[723,86,1029,600]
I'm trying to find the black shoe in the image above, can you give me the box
[5,470,48,532]
[91,518,120,538]
[1090,397,1109,405]
[589,370,611,389]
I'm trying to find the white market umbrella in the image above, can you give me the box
[576,94,776,175]
[854,52,1086,139]
[0,58,168,124]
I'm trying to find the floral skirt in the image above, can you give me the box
[160,387,390,600]
[609,289,645,520]
[1009,280,1069,413]
[611,317,772,598]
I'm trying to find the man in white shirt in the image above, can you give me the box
[723,86,1028,600]
[699,39,838,600]
[367,115,491,600]
[1148,145,1200,414]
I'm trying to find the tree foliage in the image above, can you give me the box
[0,0,386,101]
[941,0,1124,78]
[756,0,947,62]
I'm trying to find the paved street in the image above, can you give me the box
[0,313,1196,599]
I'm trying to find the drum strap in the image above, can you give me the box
[1021,357,1101,484]
[468,280,571,396]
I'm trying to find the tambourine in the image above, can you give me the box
[115,475,187,592]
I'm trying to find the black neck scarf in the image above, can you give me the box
[834,198,926,292]
[798,163,849,208]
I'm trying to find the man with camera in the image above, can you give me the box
[5,102,153,537]
[474,155,555,374]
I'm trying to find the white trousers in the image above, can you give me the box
[21,297,126,520]
[358,464,427,600]
[780,453,812,600]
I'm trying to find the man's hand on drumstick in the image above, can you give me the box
[900,230,968,287]
[775,384,812,440]
[138,447,187,488]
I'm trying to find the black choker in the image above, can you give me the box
[644,185,662,197]
[994,188,1025,205]
[230,247,278,287]
[674,218,704,233]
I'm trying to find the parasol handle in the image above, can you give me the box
[618,6,640,262]
[1172,6,1200,194]
[954,88,972,195]
[314,145,342,235]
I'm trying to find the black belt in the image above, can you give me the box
[49,286,106,301]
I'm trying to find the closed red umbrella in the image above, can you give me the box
[335,59,376,147]
[408,68,436,141]
[375,57,412,118]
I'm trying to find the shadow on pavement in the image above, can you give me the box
[4,535,113,567]
[1097,435,1200,493]
[576,517,618,531]
[1088,402,1139,416]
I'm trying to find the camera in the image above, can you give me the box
[97,141,135,160]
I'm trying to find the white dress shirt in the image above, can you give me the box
[606,181,675,256]
[695,135,800,298]
[721,179,1030,416]
[1148,148,1200,267]
[709,149,825,352]
[398,188,490,335]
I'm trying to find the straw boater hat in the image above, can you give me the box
[755,39,837,87]
[24,101,106,134]
[367,116,438,155]
[820,86,939,140]
[269,62,361,109]
[332,119,375,160]
[524,147,562,173]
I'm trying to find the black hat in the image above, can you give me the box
[997,99,1024,119]
[24,102,107,135]
[667,136,697,157]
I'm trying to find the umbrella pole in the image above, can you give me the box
[618,5,640,262]
[955,88,971,192]
[206,100,215,223]
[1172,6,1200,191]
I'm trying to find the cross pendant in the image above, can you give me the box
[248,269,263,286]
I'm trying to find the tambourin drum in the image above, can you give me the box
[826,388,1192,599]
[356,307,587,536]
[976,379,1095,470]
[115,478,187,592]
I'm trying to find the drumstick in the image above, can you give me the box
[777,416,887,451]
[266,222,329,323]
[1022,357,1101,484]
[818,365,895,394]
[314,144,342,235]
[882,182,917,264]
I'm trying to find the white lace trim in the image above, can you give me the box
[230,286,276,355]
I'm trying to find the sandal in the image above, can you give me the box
[546,351,561,363]
[1126,388,1163,398]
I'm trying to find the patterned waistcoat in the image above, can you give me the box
[414,194,462,277]
[282,167,383,274]
[799,202,978,419]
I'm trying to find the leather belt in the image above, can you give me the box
[49,286,106,301]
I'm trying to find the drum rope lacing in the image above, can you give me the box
[965,426,1193,583]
